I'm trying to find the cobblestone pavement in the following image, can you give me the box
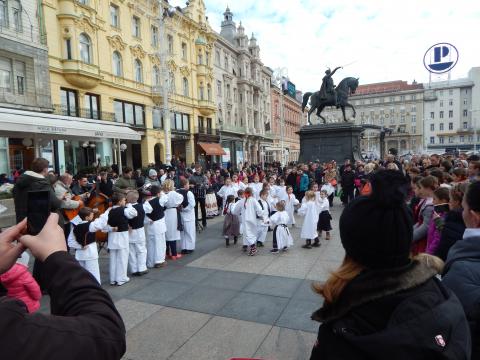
[40,202,346,360]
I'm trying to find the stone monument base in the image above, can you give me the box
[298,123,366,164]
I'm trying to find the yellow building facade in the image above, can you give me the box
[43,0,217,171]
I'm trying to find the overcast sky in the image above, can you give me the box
[170,0,480,93]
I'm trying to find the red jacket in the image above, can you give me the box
[0,263,41,313]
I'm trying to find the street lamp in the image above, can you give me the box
[470,109,480,154]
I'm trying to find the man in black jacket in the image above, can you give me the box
[0,214,126,360]
[340,164,355,205]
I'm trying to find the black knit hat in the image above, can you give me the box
[339,170,413,269]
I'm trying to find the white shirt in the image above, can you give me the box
[463,228,480,239]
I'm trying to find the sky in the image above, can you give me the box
[170,0,480,93]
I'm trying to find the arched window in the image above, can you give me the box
[112,51,122,76]
[134,59,143,83]
[182,77,189,97]
[207,83,212,101]
[152,65,160,86]
[199,82,204,100]
[79,33,91,64]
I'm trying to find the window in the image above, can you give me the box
[449,89,453,95]
[400,95,405,101]
[182,77,188,96]
[79,33,91,64]
[132,16,140,37]
[460,135,464,143]
[430,112,434,119]
[463,121,468,129]
[449,99,453,106]
[60,88,78,116]
[400,115,405,123]
[152,108,163,129]
[449,122,453,130]
[199,82,204,100]
[215,50,220,66]
[152,66,160,86]
[12,1,22,32]
[110,4,119,28]
[439,137,444,144]
[468,135,473,142]
[114,100,144,126]
[134,59,142,83]
[463,99,467,105]
[182,43,187,60]
[170,112,189,132]
[217,80,222,97]
[206,51,210,66]
[226,84,231,100]
[440,123,444,131]
[412,94,416,100]
[207,83,212,101]
[15,61,25,95]
[449,110,453,118]
[197,51,203,65]
[224,55,229,70]
[112,51,122,76]
[448,136,453,143]
[440,111,444,119]
[411,105,416,112]
[0,0,8,27]
[390,96,395,102]
[430,137,435,144]
[167,34,173,54]
[463,109,468,117]
[151,26,158,47]
[440,90,444,96]
[440,100,443,107]
[411,114,416,123]
[411,125,416,133]
[0,57,11,91]
[84,93,99,119]
[430,124,435,131]
[65,39,72,60]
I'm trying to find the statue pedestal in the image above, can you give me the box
[298,123,364,164]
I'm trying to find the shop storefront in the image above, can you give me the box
[0,107,141,175]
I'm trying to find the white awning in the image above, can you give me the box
[0,108,141,141]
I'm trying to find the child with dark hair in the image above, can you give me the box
[285,185,299,227]
[269,200,293,253]
[317,189,332,241]
[426,187,450,255]
[222,195,239,247]
[256,189,271,247]
[412,176,437,255]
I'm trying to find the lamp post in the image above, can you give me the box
[156,1,176,166]
[470,109,480,154]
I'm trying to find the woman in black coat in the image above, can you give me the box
[310,170,471,360]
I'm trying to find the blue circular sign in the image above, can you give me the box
[423,43,459,74]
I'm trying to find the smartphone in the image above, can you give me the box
[27,191,51,235]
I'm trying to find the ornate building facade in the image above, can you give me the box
[213,7,273,168]
[43,0,218,172]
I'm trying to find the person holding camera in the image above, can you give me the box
[190,165,209,228]
[0,214,126,359]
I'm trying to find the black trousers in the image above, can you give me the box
[328,193,334,207]
[166,241,177,257]
[342,187,355,204]
[194,197,207,226]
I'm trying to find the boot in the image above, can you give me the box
[225,237,230,247]
[325,232,331,240]
[312,237,320,247]
[302,239,312,249]
[242,245,248,252]
[233,236,238,245]
[256,241,264,247]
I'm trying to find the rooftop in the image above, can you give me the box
[353,80,424,96]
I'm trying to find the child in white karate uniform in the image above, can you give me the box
[127,191,152,276]
[285,186,300,227]
[232,187,264,256]
[103,193,138,286]
[256,189,271,247]
[145,185,168,268]
[269,201,294,254]
[298,191,320,249]
[179,179,196,254]
[163,179,185,260]
[316,190,332,241]
[68,207,104,284]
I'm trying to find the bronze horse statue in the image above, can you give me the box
[302,77,359,125]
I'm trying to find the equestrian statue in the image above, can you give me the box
[302,67,359,125]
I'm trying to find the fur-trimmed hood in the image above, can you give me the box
[312,259,438,323]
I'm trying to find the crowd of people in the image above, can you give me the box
[0,151,479,359]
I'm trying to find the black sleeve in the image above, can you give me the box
[0,252,125,360]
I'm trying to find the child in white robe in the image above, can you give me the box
[179,179,196,254]
[249,175,263,200]
[285,186,300,227]
[103,193,138,286]
[298,191,320,249]
[126,191,152,276]
[256,189,271,247]
[276,178,289,203]
[217,177,238,212]
[223,195,240,247]
[232,187,264,256]
[68,207,105,284]
[145,185,169,268]
[269,201,294,254]
[317,190,332,241]
[163,179,185,260]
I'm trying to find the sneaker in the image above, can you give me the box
[138,270,149,276]
[181,249,188,255]
[242,245,248,252]
[312,238,321,248]
[187,250,194,254]
[282,246,288,252]
[110,282,117,286]
[257,241,264,247]
[131,272,141,277]
[117,280,130,286]
[302,244,313,249]
[270,248,279,254]
[233,236,238,245]
[154,262,167,268]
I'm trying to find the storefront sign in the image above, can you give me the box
[37,125,68,134]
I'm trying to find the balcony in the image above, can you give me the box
[53,105,115,121]
[194,127,217,136]
[61,60,102,89]
[198,100,216,116]
[457,127,474,134]
[221,123,247,135]
[151,85,163,104]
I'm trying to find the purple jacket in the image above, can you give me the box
[426,204,449,255]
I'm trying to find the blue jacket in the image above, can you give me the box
[299,174,310,192]
[442,234,480,358]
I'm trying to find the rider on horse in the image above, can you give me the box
[319,66,342,105]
